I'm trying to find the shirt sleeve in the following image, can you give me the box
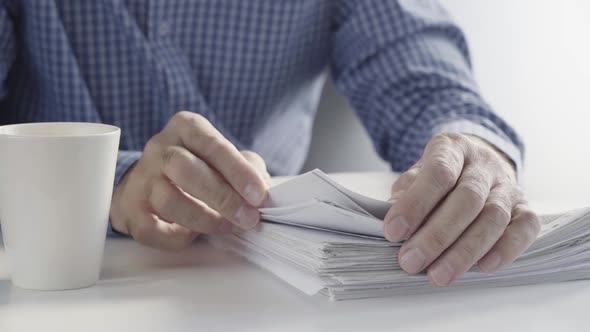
[115,150,142,186]
[330,0,524,179]
[106,150,143,237]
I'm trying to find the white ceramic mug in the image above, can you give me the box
[0,122,120,290]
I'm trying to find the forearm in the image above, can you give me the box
[331,0,523,176]
[387,87,523,178]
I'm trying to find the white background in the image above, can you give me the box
[303,0,590,212]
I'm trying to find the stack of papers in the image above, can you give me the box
[214,170,590,300]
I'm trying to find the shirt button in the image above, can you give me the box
[159,22,171,36]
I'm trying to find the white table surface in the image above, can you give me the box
[1,172,590,332]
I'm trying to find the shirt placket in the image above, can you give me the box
[147,0,170,41]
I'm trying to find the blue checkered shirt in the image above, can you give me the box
[0,0,524,183]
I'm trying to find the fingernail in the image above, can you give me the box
[399,248,426,274]
[244,182,266,206]
[384,216,409,242]
[429,263,455,287]
[480,252,502,272]
[234,204,260,229]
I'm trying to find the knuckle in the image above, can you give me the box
[456,180,488,207]
[443,132,467,143]
[392,171,417,192]
[191,129,225,157]
[190,112,210,128]
[423,228,452,253]
[161,146,193,182]
[171,111,210,134]
[481,202,511,230]
[172,111,197,125]
[144,135,163,156]
[432,133,469,152]
[474,146,495,162]
[406,166,420,178]
[432,133,454,146]
[450,244,478,268]
[486,201,511,221]
[190,112,209,125]
[401,169,419,183]
[429,157,459,190]
[509,186,526,204]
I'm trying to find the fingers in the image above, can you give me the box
[160,146,260,229]
[112,112,272,251]
[397,164,494,274]
[384,133,467,242]
[381,132,535,286]
[145,176,224,234]
[425,186,514,286]
[127,209,199,251]
[165,112,267,207]
[390,165,420,200]
[478,204,540,273]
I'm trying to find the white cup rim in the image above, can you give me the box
[0,122,120,138]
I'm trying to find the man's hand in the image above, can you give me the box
[384,133,540,287]
[110,111,270,250]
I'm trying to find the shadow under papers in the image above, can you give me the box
[0,278,10,306]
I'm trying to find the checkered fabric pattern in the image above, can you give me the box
[0,0,524,183]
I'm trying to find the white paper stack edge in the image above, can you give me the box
[213,170,590,301]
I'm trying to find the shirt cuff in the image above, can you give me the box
[433,120,524,185]
[108,150,143,237]
[115,150,143,186]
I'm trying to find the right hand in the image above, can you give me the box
[110,111,270,250]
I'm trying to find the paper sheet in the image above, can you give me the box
[260,169,392,238]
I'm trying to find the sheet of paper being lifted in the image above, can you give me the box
[259,169,393,238]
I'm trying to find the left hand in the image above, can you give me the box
[384,133,540,287]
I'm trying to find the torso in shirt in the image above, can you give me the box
[0,0,334,175]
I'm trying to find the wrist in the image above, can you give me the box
[110,161,138,234]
